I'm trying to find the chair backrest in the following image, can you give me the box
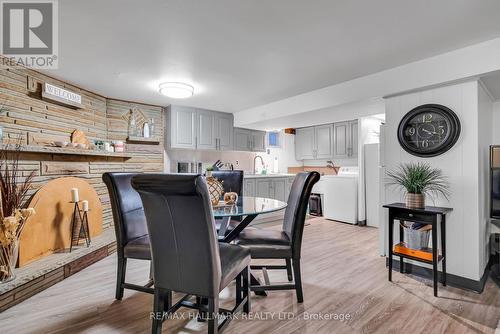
[131,174,221,297]
[212,170,244,196]
[282,172,320,258]
[102,172,148,254]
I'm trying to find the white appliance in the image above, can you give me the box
[321,166,359,224]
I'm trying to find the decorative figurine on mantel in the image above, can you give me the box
[71,129,91,149]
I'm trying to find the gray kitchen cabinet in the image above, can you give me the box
[349,120,358,157]
[251,130,266,152]
[273,178,287,202]
[334,120,358,159]
[215,112,234,150]
[295,127,315,160]
[256,179,273,198]
[244,176,293,201]
[168,105,197,149]
[333,121,349,158]
[233,128,266,152]
[196,109,216,150]
[234,128,251,151]
[244,179,255,196]
[168,105,234,151]
[295,124,333,160]
[315,124,334,159]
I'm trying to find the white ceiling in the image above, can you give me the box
[49,0,500,112]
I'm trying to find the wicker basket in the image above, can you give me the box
[406,193,424,209]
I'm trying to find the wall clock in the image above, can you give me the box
[397,104,461,157]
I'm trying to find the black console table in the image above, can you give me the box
[383,203,452,297]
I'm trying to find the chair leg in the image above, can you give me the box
[236,272,243,305]
[116,257,127,300]
[208,297,219,334]
[285,259,293,282]
[152,288,167,334]
[164,290,172,312]
[292,258,304,303]
[243,266,250,313]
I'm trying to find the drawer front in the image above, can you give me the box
[392,210,434,224]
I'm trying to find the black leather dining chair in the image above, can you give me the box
[131,174,251,334]
[235,171,320,303]
[212,170,244,235]
[102,172,154,300]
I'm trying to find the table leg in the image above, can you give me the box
[217,216,231,239]
[432,217,438,297]
[250,273,267,296]
[441,214,446,286]
[399,220,404,273]
[223,214,257,243]
[388,212,394,282]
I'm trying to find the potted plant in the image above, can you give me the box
[0,141,36,282]
[386,162,449,209]
[205,166,214,178]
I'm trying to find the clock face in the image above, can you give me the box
[397,104,460,157]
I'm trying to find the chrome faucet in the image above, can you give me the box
[253,155,265,174]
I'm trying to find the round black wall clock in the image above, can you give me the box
[397,104,461,157]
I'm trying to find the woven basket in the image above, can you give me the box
[406,193,425,209]
[206,177,224,206]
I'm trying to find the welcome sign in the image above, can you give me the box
[42,83,83,108]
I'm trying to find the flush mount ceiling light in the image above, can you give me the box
[159,82,194,99]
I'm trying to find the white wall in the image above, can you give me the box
[261,132,302,174]
[492,101,500,143]
[478,83,493,273]
[383,80,491,281]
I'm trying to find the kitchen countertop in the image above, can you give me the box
[244,173,295,179]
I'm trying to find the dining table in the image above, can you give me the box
[213,196,288,242]
[213,196,288,296]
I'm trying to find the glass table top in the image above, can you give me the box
[212,196,287,217]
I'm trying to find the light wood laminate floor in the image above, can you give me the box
[0,218,499,334]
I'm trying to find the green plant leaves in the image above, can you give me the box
[386,162,450,201]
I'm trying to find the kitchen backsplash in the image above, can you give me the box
[165,149,257,172]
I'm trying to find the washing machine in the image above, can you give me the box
[322,167,359,224]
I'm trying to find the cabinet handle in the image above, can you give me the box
[195,136,197,148]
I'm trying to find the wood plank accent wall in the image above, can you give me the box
[0,60,165,230]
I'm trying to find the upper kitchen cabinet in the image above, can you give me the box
[295,127,315,160]
[251,130,266,152]
[233,128,266,152]
[168,105,197,149]
[295,124,333,160]
[234,128,252,151]
[215,112,234,150]
[196,109,216,150]
[334,120,358,159]
[315,124,334,159]
[167,105,234,151]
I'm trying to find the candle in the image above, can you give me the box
[71,188,79,203]
[82,200,89,212]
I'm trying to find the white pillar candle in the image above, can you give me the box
[82,200,89,212]
[71,188,79,203]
